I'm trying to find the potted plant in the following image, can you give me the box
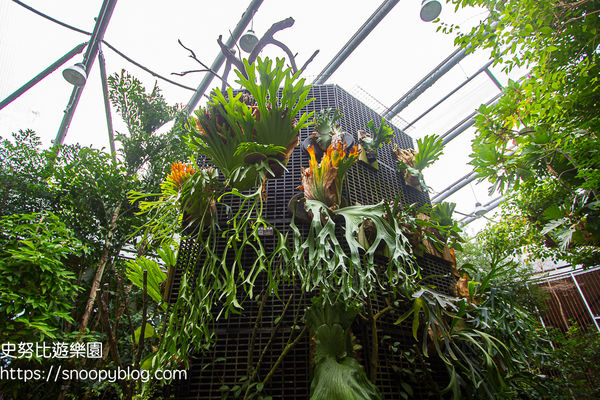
[394,134,443,190]
[357,119,395,169]
[187,57,314,190]
[302,108,355,161]
[298,140,360,211]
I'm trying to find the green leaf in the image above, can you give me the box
[133,323,155,343]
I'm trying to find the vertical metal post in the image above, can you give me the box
[570,272,600,332]
[98,45,116,162]
[54,0,118,147]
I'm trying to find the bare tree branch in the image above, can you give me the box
[271,39,298,72]
[177,39,232,88]
[217,35,246,78]
[300,50,320,74]
[171,69,210,77]
[248,17,295,64]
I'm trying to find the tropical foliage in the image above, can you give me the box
[445,0,600,266]
[187,57,313,189]
[2,42,597,400]
[359,119,395,154]
[312,107,344,150]
[395,134,444,189]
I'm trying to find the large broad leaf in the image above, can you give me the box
[125,256,167,310]
[292,200,416,302]
[310,356,382,400]
[133,322,155,343]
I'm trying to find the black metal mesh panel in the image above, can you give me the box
[332,86,431,208]
[167,85,452,399]
[418,254,455,296]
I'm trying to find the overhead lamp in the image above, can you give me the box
[474,202,487,217]
[62,62,87,86]
[239,29,259,53]
[420,0,442,22]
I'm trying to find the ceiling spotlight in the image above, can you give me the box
[239,29,259,53]
[420,0,442,22]
[474,202,487,217]
[62,62,87,86]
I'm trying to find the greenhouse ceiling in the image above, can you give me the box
[0,0,515,231]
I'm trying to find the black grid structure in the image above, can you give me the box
[166,85,453,399]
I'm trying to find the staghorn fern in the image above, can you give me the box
[360,119,395,154]
[300,141,359,209]
[186,57,314,190]
[313,108,344,150]
[307,301,382,400]
[395,134,444,190]
[414,134,444,171]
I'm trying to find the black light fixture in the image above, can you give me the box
[62,62,87,86]
[420,0,442,22]
[240,29,259,53]
[474,201,487,216]
[239,14,259,53]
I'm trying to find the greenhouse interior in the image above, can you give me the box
[1,0,599,399]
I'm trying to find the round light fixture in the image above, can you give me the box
[63,62,87,86]
[420,0,442,22]
[474,202,487,217]
[239,29,259,53]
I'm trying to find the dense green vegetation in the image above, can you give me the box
[1,0,600,397]
[445,0,600,265]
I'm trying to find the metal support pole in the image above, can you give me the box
[459,196,503,225]
[431,174,479,204]
[384,20,498,119]
[183,0,264,115]
[484,67,503,91]
[440,93,502,145]
[0,43,87,110]
[312,0,400,85]
[570,272,600,332]
[430,171,477,202]
[54,0,118,147]
[98,45,116,162]
[403,58,496,130]
[383,47,468,119]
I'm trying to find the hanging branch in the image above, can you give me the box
[183,17,318,91]
[221,60,233,93]
[217,36,247,78]
[218,16,319,83]
[176,39,232,89]
[300,49,320,74]
[270,39,299,72]
[171,69,210,77]
[248,17,295,64]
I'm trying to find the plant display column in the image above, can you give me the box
[153,57,506,400]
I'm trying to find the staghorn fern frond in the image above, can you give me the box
[414,134,444,171]
[300,142,359,209]
[186,57,314,190]
[313,108,344,149]
[360,119,395,153]
[307,301,382,400]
